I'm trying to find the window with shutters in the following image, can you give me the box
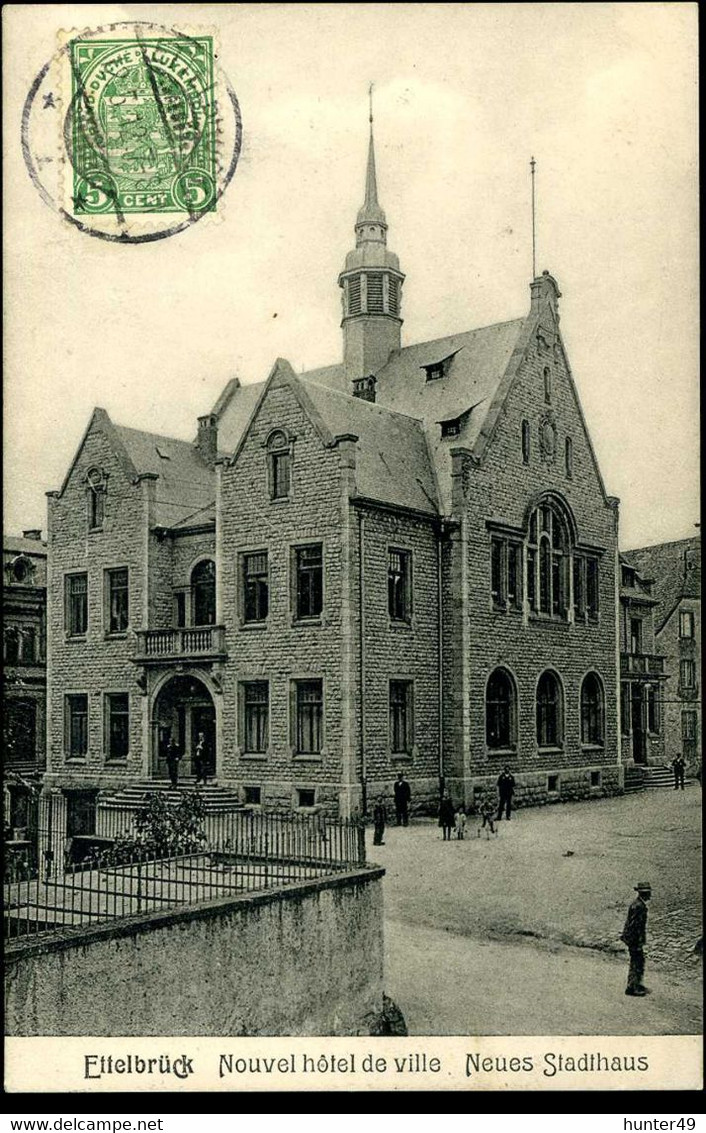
[66,694,88,759]
[388,548,412,621]
[243,552,269,624]
[105,693,129,760]
[293,680,323,755]
[366,272,384,313]
[105,567,129,634]
[295,544,323,620]
[66,573,88,636]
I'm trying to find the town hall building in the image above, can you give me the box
[43,119,622,851]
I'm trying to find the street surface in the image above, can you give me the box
[369,787,702,1035]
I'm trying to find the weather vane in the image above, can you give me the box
[530,155,537,279]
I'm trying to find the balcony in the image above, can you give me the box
[133,625,227,664]
[620,653,666,678]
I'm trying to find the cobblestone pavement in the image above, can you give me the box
[369,786,702,1035]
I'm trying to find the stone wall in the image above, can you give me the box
[5,868,385,1037]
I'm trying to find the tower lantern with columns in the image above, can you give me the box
[339,94,405,384]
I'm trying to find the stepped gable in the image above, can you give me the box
[624,536,701,632]
[113,423,215,528]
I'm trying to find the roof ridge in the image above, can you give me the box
[304,376,425,426]
[625,535,701,553]
[397,316,525,356]
[113,422,196,448]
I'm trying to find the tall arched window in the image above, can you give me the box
[527,502,570,618]
[581,672,604,745]
[191,559,216,626]
[537,670,563,747]
[267,430,291,499]
[486,668,517,750]
[85,467,106,530]
[543,366,552,403]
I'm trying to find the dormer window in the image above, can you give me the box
[441,419,461,438]
[425,362,445,382]
[266,430,292,500]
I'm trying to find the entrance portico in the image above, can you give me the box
[151,673,219,780]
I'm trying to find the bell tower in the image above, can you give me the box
[339,93,405,382]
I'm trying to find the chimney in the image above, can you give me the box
[22,529,42,541]
[530,270,561,316]
[352,375,377,403]
[196,414,218,465]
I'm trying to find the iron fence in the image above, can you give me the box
[4,809,366,942]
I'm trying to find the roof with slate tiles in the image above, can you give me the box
[113,424,215,529]
[623,536,701,632]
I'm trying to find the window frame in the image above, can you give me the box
[190,558,216,627]
[536,670,564,750]
[486,667,518,752]
[565,436,573,479]
[65,572,89,638]
[240,680,270,756]
[526,504,570,620]
[490,535,523,613]
[389,678,414,756]
[242,550,269,626]
[104,566,129,636]
[680,659,696,689]
[388,547,413,623]
[65,693,89,760]
[580,671,605,747]
[291,678,325,757]
[521,419,531,464]
[266,430,293,501]
[104,692,130,761]
[679,610,695,638]
[293,542,324,623]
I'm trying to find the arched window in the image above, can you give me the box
[543,366,552,403]
[266,430,291,500]
[527,501,570,617]
[565,436,573,479]
[191,559,216,626]
[536,670,563,747]
[521,419,530,464]
[581,672,604,746]
[85,467,107,530]
[486,668,517,750]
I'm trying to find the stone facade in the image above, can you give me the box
[42,123,627,849]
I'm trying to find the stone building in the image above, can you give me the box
[43,119,623,847]
[618,555,666,770]
[3,530,47,856]
[624,536,701,772]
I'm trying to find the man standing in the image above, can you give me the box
[165,735,181,789]
[372,795,387,846]
[672,752,686,790]
[496,766,516,820]
[393,772,411,826]
[620,882,652,996]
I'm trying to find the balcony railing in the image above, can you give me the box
[133,625,227,662]
[620,652,666,677]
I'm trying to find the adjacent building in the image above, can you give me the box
[43,118,623,850]
[3,530,47,859]
[624,536,701,772]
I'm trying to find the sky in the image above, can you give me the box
[4,3,699,549]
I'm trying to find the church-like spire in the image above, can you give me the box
[339,90,405,382]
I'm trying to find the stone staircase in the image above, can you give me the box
[643,766,691,790]
[624,765,647,794]
[99,780,243,814]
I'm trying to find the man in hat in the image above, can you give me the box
[393,772,412,827]
[620,882,652,996]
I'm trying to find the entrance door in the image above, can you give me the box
[631,687,646,764]
[191,705,216,777]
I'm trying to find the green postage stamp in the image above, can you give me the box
[69,35,217,215]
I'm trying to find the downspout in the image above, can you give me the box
[437,523,444,795]
[358,511,367,815]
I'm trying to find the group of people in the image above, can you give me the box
[164,732,210,788]
[371,768,517,846]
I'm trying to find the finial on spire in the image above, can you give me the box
[358,85,385,226]
[369,82,374,126]
[530,155,537,279]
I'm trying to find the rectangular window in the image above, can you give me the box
[630,618,643,655]
[441,419,460,438]
[565,436,573,479]
[522,420,530,464]
[66,791,96,837]
[679,610,695,638]
[19,627,36,663]
[389,680,413,753]
[66,694,88,758]
[66,574,88,636]
[682,711,697,742]
[106,693,129,759]
[527,547,536,609]
[490,537,522,610]
[272,452,290,499]
[106,567,129,634]
[586,558,599,619]
[175,592,186,628]
[244,786,262,806]
[388,548,412,621]
[573,557,584,617]
[590,770,601,788]
[294,680,323,754]
[680,660,696,689]
[87,488,104,530]
[297,788,316,809]
[547,774,559,794]
[647,686,660,734]
[507,544,520,609]
[295,545,323,620]
[491,539,504,607]
[425,362,445,382]
[243,552,269,623]
[243,681,269,753]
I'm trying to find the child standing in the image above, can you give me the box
[454,806,467,840]
[478,791,497,839]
